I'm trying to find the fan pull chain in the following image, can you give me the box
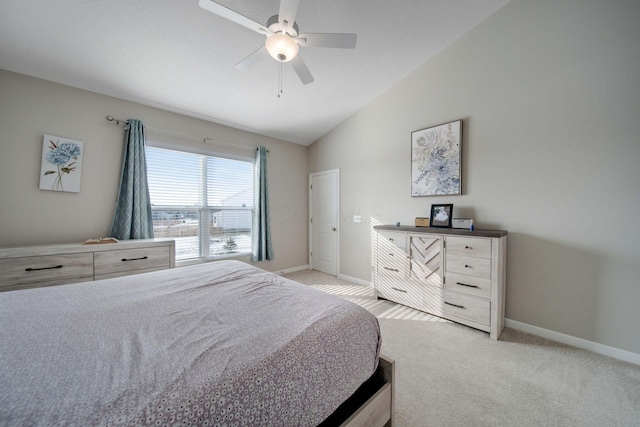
[277,59,283,98]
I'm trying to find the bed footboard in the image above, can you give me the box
[319,354,395,427]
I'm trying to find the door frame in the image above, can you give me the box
[309,169,340,275]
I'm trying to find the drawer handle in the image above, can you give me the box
[25,265,63,272]
[121,256,148,262]
[391,287,408,293]
[457,282,479,289]
[389,253,394,256]
[445,301,465,309]
[383,267,399,272]
[465,264,472,268]
[388,238,394,241]
[465,245,471,249]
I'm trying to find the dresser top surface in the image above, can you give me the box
[0,238,175,259]
[374,225,507,238]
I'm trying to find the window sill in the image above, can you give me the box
[176,252,252,267]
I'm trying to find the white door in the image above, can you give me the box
[309,170,339,275]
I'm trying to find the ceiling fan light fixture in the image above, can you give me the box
[265,32,299,62]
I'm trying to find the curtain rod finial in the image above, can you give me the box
[106,115,129,126]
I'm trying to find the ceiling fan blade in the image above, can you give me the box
[290,54,314,85]
[297,33,357,49]
[199,0,271,35]
[278,0,300,30]
[235,46,268,71]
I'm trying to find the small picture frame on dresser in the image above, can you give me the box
[429,204,453,228]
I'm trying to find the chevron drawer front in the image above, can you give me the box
[374,225,507,340]
[408,234,443,288]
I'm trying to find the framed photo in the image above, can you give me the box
[411,119,462,196]
[430,204,453,228]
[39,134,84,193]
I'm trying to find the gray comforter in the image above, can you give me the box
[0,260,381,426]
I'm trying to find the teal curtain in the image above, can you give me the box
[110,119,154,240]
[252,146,273,261]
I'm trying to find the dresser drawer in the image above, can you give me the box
[377,248,408,274]
[378,230,408,275]
[442,291,490,327]
[445,272,491,299]
[446,254,491,280]
[376,275,423,311]
[378,261,407,276]
[0,254,94,291]
[446,236,491,259]
[378,230,407,251]
[94,246,171,278]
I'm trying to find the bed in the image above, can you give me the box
[0,260,393,426]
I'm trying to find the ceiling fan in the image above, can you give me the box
[198,0,357,85]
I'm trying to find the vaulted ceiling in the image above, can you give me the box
[0,0,510,145]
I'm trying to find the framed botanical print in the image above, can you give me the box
[39,134,84,193]
[411,120,461,196]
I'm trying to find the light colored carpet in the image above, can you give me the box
[283,269,640,427]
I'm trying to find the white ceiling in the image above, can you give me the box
[0,0,510,145]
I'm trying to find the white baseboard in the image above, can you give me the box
[505,319,640,366]
[337,273,372,287]
[276,265,309,275]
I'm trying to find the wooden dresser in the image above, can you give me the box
[374,225,507,339]
[0,239,175,292]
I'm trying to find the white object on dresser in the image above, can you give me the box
[452,218,472,229]
[374,225,507,340]
[0,239,175,292]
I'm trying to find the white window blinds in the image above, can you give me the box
[147,148,202,207]
[146,146,254,260]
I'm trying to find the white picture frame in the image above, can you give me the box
[39,134,84,193]
[411,120,462,196]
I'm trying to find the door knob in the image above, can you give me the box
[332,227,337,231]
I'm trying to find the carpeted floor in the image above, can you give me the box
[283,269,640,427]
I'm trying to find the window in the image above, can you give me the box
[146,146,254,261]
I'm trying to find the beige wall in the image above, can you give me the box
[309,0,640,354]
[0,70,309,273]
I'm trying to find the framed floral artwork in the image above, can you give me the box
[39,134,84,193]
[411,119,462,196]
